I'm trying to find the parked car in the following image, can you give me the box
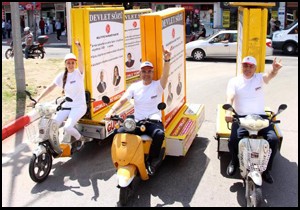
[272,20,298,55]
[186,30,273,61]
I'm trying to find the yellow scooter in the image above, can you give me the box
[102,96,166,206]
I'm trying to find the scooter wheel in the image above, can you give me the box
[32,49,45,59]
[119,185,133,206]
[5,49,14,59]
[29,152,52,183]
[247,179,263,207]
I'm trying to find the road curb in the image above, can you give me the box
[2,110,39,141]
[2,115,30,140]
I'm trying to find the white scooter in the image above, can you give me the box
[222,104,287,207]
[25,90,92,183]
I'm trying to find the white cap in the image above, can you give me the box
[242,56,257,66]
[140,61,153,69]
[24,27,30,32]
[64,53,77,62]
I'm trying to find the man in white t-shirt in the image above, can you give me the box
[225,56,283,184]
[106,47,172,176]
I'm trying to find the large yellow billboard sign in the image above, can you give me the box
[124,9,152,81]
[140,8,186,128]
[71,7,126,119]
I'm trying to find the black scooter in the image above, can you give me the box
[5,35,48,59]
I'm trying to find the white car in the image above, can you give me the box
[186,30,273,61]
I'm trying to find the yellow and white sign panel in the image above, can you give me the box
[71,7,126,119]
[140,8,186,128]
[124,9,152,81]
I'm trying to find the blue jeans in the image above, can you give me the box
[24,45,31,59]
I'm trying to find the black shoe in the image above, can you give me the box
[227,160,237,176]
[146,161,156,176]
[262,170,274,184]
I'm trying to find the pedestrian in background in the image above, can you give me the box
[6,20,12,39]
[2,19,6,39]
[39,17,45,35]
[274,17,281,31]
[186,15,191,35]
[20,16,25,34]
[269,17,276,35]
[199,23,206,38]
[55,18,62,41]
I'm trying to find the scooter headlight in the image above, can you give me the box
[123,118,136,132]
[140,125,146,132]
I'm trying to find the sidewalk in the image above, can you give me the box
[2,32,69,48]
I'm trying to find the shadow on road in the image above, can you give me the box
[123,136,210,207]
[218,149,298,207]
[30,139,115,202]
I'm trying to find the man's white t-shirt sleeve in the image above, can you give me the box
[226,78,236,97]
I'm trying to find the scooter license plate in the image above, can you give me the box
[250,152,259,158]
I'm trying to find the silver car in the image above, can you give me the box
[186,30,273,61]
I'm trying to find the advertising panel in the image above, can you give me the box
[88,9,126,116]
[140,8,186,128]
[71,7,126,119]
[161,11,186,127]
[124,9,151,81]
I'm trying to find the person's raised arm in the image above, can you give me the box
[263,57,282,84]
[160,46,172,89]
[75,41,84,74]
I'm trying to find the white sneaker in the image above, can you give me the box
[71,136,85,154]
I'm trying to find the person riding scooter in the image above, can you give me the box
[23,27,33,59]
[106,46,172,176]
[225,56,283,184]
[29,41,86,154]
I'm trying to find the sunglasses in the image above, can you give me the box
[141,70,153,74]
[242,63,255,68]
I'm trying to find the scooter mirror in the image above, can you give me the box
[157,102,166,110]
[65,97,73,102]
[278,104,287,113]
[102,96,110,104]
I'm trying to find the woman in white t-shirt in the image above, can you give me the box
[29,41,86,153]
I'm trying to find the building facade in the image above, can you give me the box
[2,2,298,36]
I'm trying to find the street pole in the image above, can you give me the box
[66,2,72,47]
[10,2,26,94]
[10,2,27,125]
[33,2,36,41]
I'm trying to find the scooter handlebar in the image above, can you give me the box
[106,115,124,123]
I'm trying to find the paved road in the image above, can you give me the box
[2,53,298,207]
